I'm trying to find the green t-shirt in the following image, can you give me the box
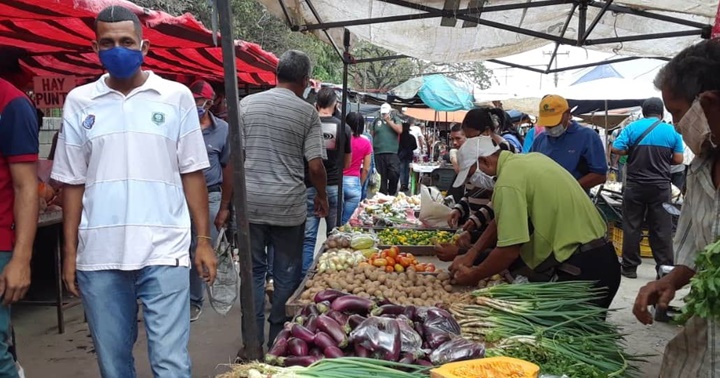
[370,115,402,154]
[492,151,607,269]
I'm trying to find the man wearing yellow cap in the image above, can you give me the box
[531,95,607,190]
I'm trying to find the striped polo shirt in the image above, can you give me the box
[239,87,326,226]
[51,72,209,271]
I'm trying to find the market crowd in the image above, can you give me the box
[0,4,719,377]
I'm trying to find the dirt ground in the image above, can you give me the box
[16,243,684,377]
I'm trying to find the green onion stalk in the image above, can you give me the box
[225,358,430,378]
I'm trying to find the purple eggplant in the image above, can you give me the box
[315,301,331,314]
[323,345,345,358]
[279,355,320,367]
[326,310,349,326]
[396,316,423,354]
[313,331,337,350]
[287,337,309,356]
[313,289,347,304]
[265,337,288,363]
[300,305,312,317]
[344,314,367,334]
[403,305,417,321]
[414,321,425,339]
[429,337,485,365]
[309,347,323,358]
[416,359,433,366]
[354,341,371,358]
[330,295,376,315]
[305,315,318,333]
[425,308,461,335]
[317,315,348,348]
[385,318,402,362]
[398,352,415,365]
[425,328,452,349]
[272,329,291,346]
[291,323,316,344]
[372,304,406,317]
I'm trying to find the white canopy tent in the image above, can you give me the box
[262,0,717,68]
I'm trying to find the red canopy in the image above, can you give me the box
[0,0,278,86]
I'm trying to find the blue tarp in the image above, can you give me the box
[572,64,624,86]
[390,74,475,112]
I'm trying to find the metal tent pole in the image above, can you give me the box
[336,28,350,226]
[216,0,262,361]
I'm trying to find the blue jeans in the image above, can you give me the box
[189,190,222,308]
[248,223,304,347]
[266,244,274,281]
[399,159,411,189]
[0,254,17,378]
[78,266,191,378]
[342,176,362,225]
[303,186,338,275]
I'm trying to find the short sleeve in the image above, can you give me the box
[51,96,88,184]
[177,97,210,174]
[304,110,326,161]
[584,131,608,175]
[612,127,631,151]
[673,131,684,154]
[493,186,530,247]
[0,97,39,163]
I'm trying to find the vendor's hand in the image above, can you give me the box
[449,251,475,273]
[457,231,473,249]
[453,265,480,286]
[314,194,329,218]
[383,113,391,122]
[0,257,31,305]
[434,243,459,262]
[214,208,230,231]
[462,219,477,232]
[62,254,79,297]
[448,209,461,228]
[633,280,677,325]
[194,239,218,286]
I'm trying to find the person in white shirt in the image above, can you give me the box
[50,6,216,377]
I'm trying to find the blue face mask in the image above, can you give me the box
[98,44,144,80]
[197,107,207,118]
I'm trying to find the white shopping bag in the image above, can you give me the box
[418,185,452,228]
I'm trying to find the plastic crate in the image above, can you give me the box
[608,223,653,258]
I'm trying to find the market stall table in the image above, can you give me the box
[410,163,440,195]
[19,210,81,334]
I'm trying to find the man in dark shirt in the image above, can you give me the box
[303,88,351,275]
[611,98,684,278]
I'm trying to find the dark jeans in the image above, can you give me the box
[621,183,674,273]
[375,153,401,195]
[399,159,412,190]
[248,223,304,347]
[556,242,621,310]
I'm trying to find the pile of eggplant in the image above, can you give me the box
[266,289,485,367]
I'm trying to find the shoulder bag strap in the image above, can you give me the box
[628,119,663,155]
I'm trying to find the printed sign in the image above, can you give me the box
[33,76,76,109]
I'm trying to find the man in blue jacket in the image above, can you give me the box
[531,95,607,191]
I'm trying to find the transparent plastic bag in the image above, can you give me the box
[207,228,239,315]
[429,336,485,365]
[349,316,402,361]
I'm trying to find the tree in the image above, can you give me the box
[349,41,416,92]
[413,61,494,89]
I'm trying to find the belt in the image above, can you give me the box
[579,237,610,253]
[533,237,610,278]
[208,184,222,193]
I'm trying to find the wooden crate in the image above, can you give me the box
[608,223,653,258]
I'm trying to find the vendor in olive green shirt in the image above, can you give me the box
[370,103,405,195]
[450,136,621,309]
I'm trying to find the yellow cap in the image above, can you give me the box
[537,95,570,127]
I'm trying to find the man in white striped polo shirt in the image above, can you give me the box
[51,6,217,377]
[239,50,328,347]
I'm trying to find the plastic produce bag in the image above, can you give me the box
[396,315,423,355]
[417,307,462,349]
[206,228,239,315]
[349,317,402,361]
[419,185,452,228]
[429,337,485,365]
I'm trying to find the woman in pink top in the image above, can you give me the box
[342,112,373,224]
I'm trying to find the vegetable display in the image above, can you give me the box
[363,246,438,273]
[450,281,640,377]
[298,265,461,307]
[378,229,454,246]
[348,193,423,228]
[268,290,484,367]
[219,357,430,378]
[677,238,720,324]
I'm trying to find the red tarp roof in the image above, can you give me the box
[0,0,278,87]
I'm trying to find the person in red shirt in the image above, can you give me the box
[0,77,38,377]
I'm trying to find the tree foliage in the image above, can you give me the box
[131,0,493,91]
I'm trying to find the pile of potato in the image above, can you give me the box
[299,265,465,307]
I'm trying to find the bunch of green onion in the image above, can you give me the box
[227,358,430,378]
[450,281,642,377]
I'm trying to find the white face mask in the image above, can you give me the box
[469,163,495,189]
[676,98,714,155]
[545,125,566,138]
